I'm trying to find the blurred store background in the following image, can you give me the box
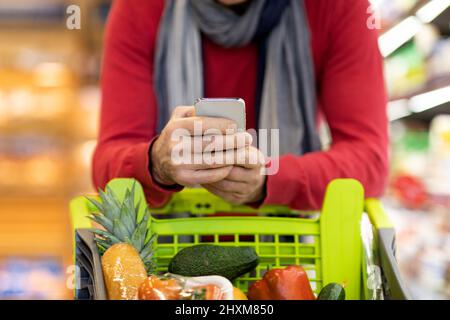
[0,0,449,299]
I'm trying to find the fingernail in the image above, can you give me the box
[227,123,237,133]
[245,132,253,145]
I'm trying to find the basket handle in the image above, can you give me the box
[365,199,412,300]
[106,178,310,216]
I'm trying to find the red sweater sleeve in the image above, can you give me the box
[264,0,389,210]
[92,0,181,207]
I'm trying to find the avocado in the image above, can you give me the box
[168,244,259,280]
[317,283,346,300]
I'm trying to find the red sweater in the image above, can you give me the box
[93,0,389,210]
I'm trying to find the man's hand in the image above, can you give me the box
[150,106,252,187]
[202,146,267,205]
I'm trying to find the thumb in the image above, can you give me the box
[171,106,195,119]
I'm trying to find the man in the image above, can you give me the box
[93,0,388,210]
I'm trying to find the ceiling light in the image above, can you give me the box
[379,16,422,57]
[409,86,450,113]
[416,0,450,23]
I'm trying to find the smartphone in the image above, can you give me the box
[194,98,246,131]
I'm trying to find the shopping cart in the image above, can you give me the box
[70,178,411,300]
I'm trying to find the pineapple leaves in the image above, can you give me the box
[131,224,144,252]
[144,261,156,274]
[135,199,142,219]
[130,233,142,252]
[88,182,156,274]
[97,245,106,256]
[113,219,130,243]
[89,228,121,244]
[94,238,112,251]
[88,212,113,233]
[86,197,104,213]
[140,233,156,273]
[99,187,121,221]
[137,213,149,244]
[120,189,137,236]
[140,233,156,262]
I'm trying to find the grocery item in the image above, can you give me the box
[101,243,147,300]
[392,174,428,209]
[361,213,384,300]
[87,184,156,273]
[185,276,233,300]
[168,244,259,280]
[427,115,450,203]
[233,287,248,300]
[248,265,315,300]
[138,275,183,300]
[317,283,346,300]
[190,284,223,300]
[138,274,233,300]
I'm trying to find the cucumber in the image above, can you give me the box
[317,283,346,300]
[168,244,259,280]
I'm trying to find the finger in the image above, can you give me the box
[204,179,249,194]
[191,166,233,185]
[203,184,245,205]
[225,166,257,182]
[172,116,237,135]
[227,146,265,169]
[175,166,232,186]
[171,106,195,119]
[179,161,231,170]
[172,145,262,168]
[201,147,250,166]
[245,147,266,168]
[171,148,248,169]
[190,132,252,153]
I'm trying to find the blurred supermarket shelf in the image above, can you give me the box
[387,115,450,299]
[0,196,71,299]
[0,258,66,299]
[377,0,450,57]
[0,0,67,25]
[0,0,447,300]
[374,0,429,33]
[384,0,450,107]
[0,0,109,26]
[0,197,70,257]
[389,82,450,121]
[382,200,450,299]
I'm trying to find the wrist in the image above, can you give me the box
[247,175,267,205]
[149,138,175,186]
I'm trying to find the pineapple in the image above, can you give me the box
[87,183,156,274]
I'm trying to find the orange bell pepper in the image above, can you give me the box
[191,284,224,300]
[248,265,316,300]
[138,274,234,300]
[138,275,182,300]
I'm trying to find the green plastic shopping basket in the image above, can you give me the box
[70,178,410,300]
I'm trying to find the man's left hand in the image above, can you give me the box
[202,146,267,205]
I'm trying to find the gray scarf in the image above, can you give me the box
[154,0,321,155]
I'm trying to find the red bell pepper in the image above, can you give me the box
[248,265,315,300]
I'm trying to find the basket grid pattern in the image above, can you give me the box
[154,232,322,293]
[70,178,389,300]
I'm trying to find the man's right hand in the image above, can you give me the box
[150,106,252,187]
